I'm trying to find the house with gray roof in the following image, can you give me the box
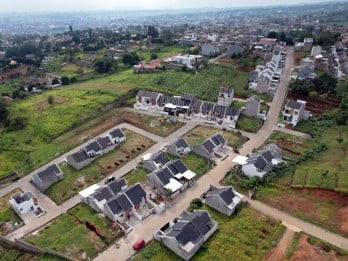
[108,128,126,144]
[192,134,231,162]
[202,185,242,216]
[31,164,63,192]
[166,138,191,157]
[85,140,103,157]
[147,166,184,197]
[154,210,218,261]
[201,43,220,57]
[282,99,308,127]
[9,192,44,218]
[135,90,162,110]
[142,151,170,172]
[242,146,282,178]
[225,42,245,57]
[67,150,93,170]
[242,95,261,118]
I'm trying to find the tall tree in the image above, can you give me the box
[160,29,174,46]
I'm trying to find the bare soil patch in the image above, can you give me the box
[267,193,320,214]
[263,228,295,261]
[276,137,306,156]
[289,234,344,261]
[338,207,348,233]
[288,94,340,115]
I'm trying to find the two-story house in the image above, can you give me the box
[166,138,191,157]
[282,100,306,127]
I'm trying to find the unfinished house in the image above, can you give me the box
[217,87,234,106]
[154,210,218,261]
[134,90,162,111]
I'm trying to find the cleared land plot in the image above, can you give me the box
[287,233,348,260]
[46,130,155,204]
[0,189,23,236]
[256,185,348,237]
[236,115,264,133]
[263,131,314,158]
[184,125,248,148]
[25,204,123,260]
[135,46,185,62]
[133,206,285,261]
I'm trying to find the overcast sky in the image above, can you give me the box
[0,0,336,13]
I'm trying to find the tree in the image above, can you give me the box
[315,31,341,46]
[0,99,8,126]
[48,95,54,105]
[61,76,70,85]
[94,57,115,73]
[69,25,73,35]
[267,31,277,38]
[160,29,174,46]
[52,78,60,85]
[147,25,159,38]
[336,95,348,125]
[313,72,337,93]
[122,52,140,66]
[150,53,158,60]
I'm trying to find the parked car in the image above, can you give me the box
[104,176,115,184]
[133,239,145,250]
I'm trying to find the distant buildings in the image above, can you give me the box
[295,38,313,52]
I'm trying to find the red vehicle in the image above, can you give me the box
[133,239,145,250]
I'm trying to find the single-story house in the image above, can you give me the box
[31,164,64,192]
[142,151,170,172]
[166,160,197,189]
[154,210,218,261]
[202,185,242,216]
[108,128,126,144]
[192,134,231,162]
[166,138,191,157]
[67,150,93,170]
[147,167,184,197]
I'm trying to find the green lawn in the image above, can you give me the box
[68,204,123,244]
[0,88,117,178]
[236,115,264,133]
[231,100,246,109]
[133,206,285,261]
[125,167,148,185]
[25,213,106,259]
[182,153,211,177]
[184,125,248,148]
[46,130,154,204]
[136,46,185,62]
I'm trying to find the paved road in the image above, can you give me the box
[273,126,312,140]
[5,122,198,241]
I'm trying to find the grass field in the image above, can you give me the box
[125,167,148,185]
[46,130,154,204]
[236,115,264,133]
[135,46,185,62]
[0,189,22,235]
[133,206,285,261]
[0,88,117,178]
[25,204,123,260]
[184,125,248,148]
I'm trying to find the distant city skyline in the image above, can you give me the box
[0,0,340,13]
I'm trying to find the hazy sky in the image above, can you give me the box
[0,0,335,13]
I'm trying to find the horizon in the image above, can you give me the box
[0,0,342,14]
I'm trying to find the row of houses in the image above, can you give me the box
[67,128,126,170]
[135,88,241,128]
[79,178,157,228]
[248,45,286,95]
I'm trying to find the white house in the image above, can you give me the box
[9,192,43,217]
[282,99,307,127]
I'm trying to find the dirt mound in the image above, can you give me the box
[307,188,348,205]
[290,235,340,261]
[338,207,348,233]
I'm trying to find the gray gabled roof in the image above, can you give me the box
[124,184,146,206]
[207,186,235,206]
[92,187,113,202]
[136,90,161,101]
[106,198,122,214]
[202,140,215,153]
[154,167,175,186]
[185,211,212,236]
[167,160,188,175]
[211,134,226,146]
[107,178,127,195]
[115,194,133,211]
[70,150,90,163]
[109,128,125,139]
[97,136,112,150]
[286,100,303,110]
[85,141,102,153]
[168,222,202,245]
[224,107,240,117]
[35,164,62,189]
[173,138,190,149]
[152,152,170,165]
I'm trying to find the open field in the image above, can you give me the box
[133,206,285,261]
[0,189,22,236]
[256,185,348,237]
[236,115,264,133]
[0,88,117,178]
[184,125,248,148]
[25,204,123,260]
[46,130,154,204]
[135,46,185,62]
[263,131,314,158]
[125,167,148,185]
[287,233,348,260]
